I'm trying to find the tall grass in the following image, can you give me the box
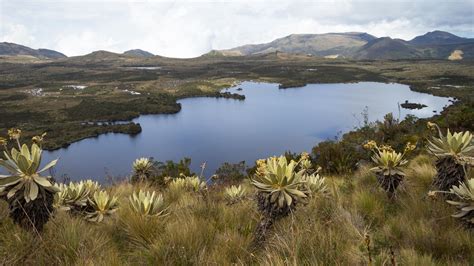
[0,155,473,265]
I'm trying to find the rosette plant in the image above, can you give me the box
[427,122,474,191]
[168,175,206,192]
[54,181,91,213]
[302,173,328,196]
[364,140,414,198]
[129,190,167,217]
[446,178,474,226]
[132,157,154,182]
[0,129,59,231]
[85,190,119,223]
[251,156,309,246]
[224,185,246,204]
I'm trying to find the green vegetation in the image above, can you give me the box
[364,141,415,198]
[445,178,474,226]
[250,156,315,246]
[85,190,119,222]
[0,53,474,264]
[214,161,247,184]
[0,130,59,231]
[224,185,247,204]
[128,190,167,217]
[131,157,153,182]
[169,175,207,193]
[428,123,473,191]
[1,55,473,150]
[0,132,473,263]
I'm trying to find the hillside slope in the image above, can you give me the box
[215,32,377,57]
[213,31,474,60]
[0,42,67,59]
[353,37,423,60]
[123,49,154,57]
[409,30,473,45]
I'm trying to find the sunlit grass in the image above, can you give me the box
[0,155,473,265]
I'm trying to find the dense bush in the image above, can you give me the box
[131,157,195,186]
[312,140,362,175]
[214,161,247,184]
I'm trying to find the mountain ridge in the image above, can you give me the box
[210,31,474,60]
[409,30,474,46]
[0,42,67,59]
[2,30,473,61]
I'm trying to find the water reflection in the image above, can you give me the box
[42,81,451,182]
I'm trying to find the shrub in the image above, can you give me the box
[155,158,193,178]
[312,140,360,175]
[214,161,247,184]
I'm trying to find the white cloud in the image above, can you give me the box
[55,31,119,56]
[1,0,473,57]
[0,22,35,46]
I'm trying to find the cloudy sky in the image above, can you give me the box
[1,0,473,57]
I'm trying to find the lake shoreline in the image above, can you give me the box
[40,78,455,151]
[40,81,452,180]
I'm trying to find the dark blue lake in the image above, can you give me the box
[42,81,451,182]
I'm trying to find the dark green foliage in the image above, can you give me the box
[40,122,142,150]
[310,111,430,175]
[150,158,194,185]
[312,140,361,175]
[435,101,474,132]
[214,161,247,184]
[283,151,302,162]
[0,109,51,129]
[66,96,180,121]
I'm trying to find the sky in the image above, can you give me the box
[1,0,473,58]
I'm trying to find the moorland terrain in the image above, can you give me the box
[0,30,474,265]
[1,46,473,150]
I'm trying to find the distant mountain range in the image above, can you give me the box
[1,31,473,61]
[0,42,67,59]
[210,31,474,60]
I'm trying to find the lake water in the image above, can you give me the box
[40,81,451,182]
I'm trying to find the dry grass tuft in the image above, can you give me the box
[0,155,473,264]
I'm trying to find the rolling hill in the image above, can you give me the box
[123,49,154,57]
[0,42,67,59]
[213,32,377,57]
